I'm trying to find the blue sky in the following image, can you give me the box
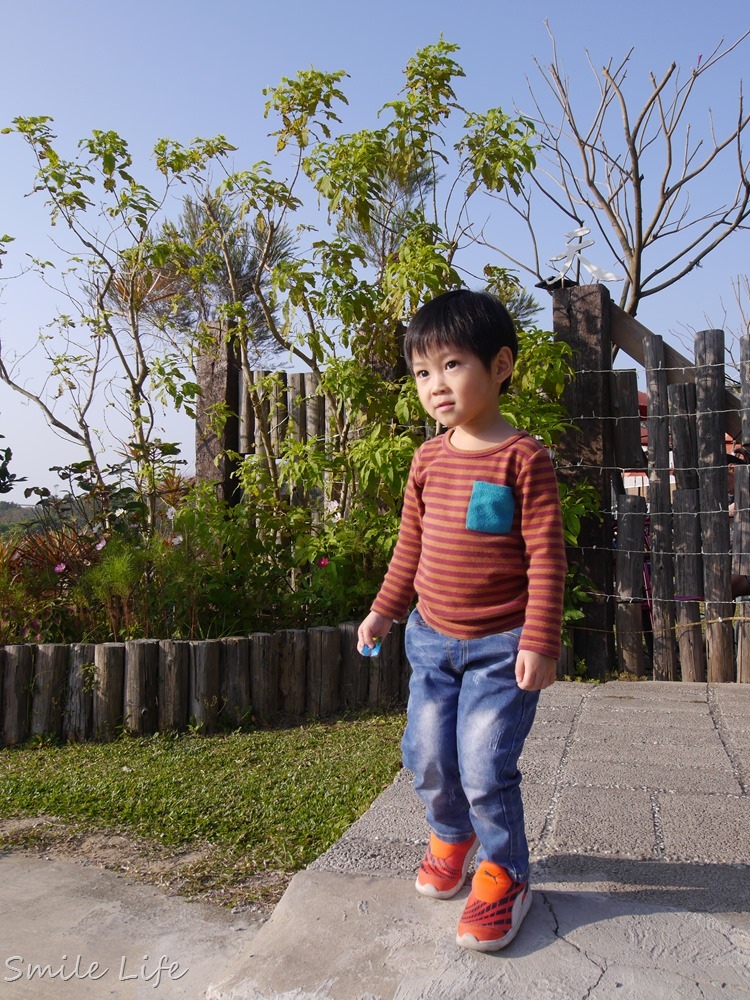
[1,0,749,498]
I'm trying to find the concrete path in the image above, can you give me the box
[208,681,750,1000]
[2,681,749,999]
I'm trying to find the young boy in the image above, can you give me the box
[358,289,566,952]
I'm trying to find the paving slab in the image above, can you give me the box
[0,854,255,999]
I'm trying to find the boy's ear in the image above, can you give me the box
[494,346,515,386]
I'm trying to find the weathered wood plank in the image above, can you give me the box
[195,326,241,503]
[223,636,251,727]
[609,370,646,476]
[64,643,95,741]
[159,640,190,731]
[93,643,125,741]
[554,284,616,680]
[190,639,222,733]
[695,329,734,682]
[124,640,159,735]
[2,645,33,745]
[644,333,678,681]
[673,489,707,682]
[31,644,68,739]
[615,494,646,677]
[250,632,280,723]
[668,382,700,491]
[735,337,750,683]
[338,622,366,710]
[306,626,340,718]
[278,629,307,717]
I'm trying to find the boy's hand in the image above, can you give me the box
[357,612,394,656]
[515,650,557,691]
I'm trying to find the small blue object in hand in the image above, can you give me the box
[361,637,382,657]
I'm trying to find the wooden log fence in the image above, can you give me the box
[0,624,410,746]
[555,285,749,683]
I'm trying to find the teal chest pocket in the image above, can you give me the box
[466,481,515,534]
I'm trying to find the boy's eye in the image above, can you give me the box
[445,360,459,370]
[415,369,429,379]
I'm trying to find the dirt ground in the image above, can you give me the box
[0,815,290,918]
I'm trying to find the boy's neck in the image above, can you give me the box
[449,414,519,452]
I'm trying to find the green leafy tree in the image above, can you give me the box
[0,120,231,529]
[0,41,598,639]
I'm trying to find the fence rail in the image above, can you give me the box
[0,624,409,746]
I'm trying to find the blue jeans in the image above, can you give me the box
[402,608,539,883]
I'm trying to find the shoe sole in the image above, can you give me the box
[415,838,479,900]
[456,886,532,951]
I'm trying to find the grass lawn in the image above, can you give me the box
[0,711,406,912]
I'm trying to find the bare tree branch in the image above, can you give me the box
[507,26,750,316]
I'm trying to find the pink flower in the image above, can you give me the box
[95,537,107,551]
[54,562,66,573]
[317,557,330,567]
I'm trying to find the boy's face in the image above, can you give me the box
[410,344,514,431]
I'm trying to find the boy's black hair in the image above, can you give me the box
[403,289,518,394]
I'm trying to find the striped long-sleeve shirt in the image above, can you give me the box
[371,428,567,659]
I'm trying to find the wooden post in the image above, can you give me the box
[158,639,190,731]
[668,383,700,490]
[2,645,33,745]
[366,623,404,710]
[239,366,255,455]
[673,490,707,682]
[399,623,411,703]
[644,333,679,681]
[695,330,734,682]
[304,372,325,442]
[609,369,647,494]
[288,374,307,443]
[253,370,272,458]
[271,372,289,454]
[615,495,646,677]
[124,640,159,735]
[734,464,750,683]
[93,643,125,741]
[31,644,68,739]
[278,628,307,717]
[223,636,250,727]
[250,632,280,723]
[190,639,222,733]
[195,325,241,504]
[386,622,405,706]
[306,626,340,718]
[287,374,307,507]
[668,384,707,683]
[734,337,750,683]
[64,643,95,741]
[339,622,367,710]
[553,284,616,679]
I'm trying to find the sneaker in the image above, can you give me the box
[456,861,532,951]
[415,832,478,899]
